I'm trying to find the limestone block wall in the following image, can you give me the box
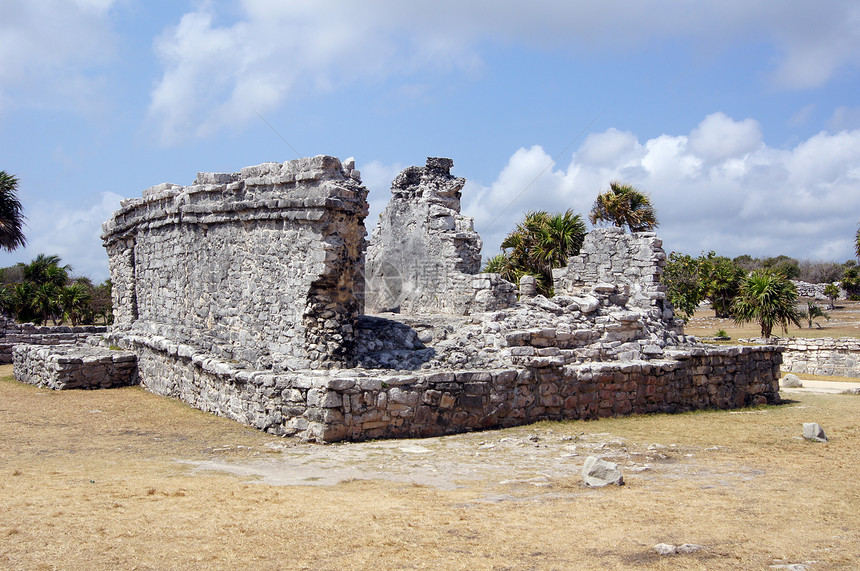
[0,319,108,364]
[791,280,846,301]
[100,329,780,442]
[13,344,137,390]
[102,156,369,371]
[554,227,670,316]
[365,158,516,315]
[763,337,860,377]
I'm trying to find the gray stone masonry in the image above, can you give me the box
[98,330,781,441]
[0,316,107,364]
[365,158,516,315]
[741,337,860,377]
[554,227,672,316]
[102,155,368,371]
[791,280,847,301]
[82,155,787,442]
[14,344,137,390]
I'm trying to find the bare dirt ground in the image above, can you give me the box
[2,361,860,570]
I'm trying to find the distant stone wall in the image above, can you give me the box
[791,280,846,301]
[0,318,107,364]
[763,337,860,377]
[13,344,137,390]
[102,156,368,371]
[365,158,515,315]
[100,330,780,441]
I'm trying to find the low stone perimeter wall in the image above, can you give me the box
[102,331,781,442]
[0,321,108,364]
[751,337,860,378]
[13,344,138,390]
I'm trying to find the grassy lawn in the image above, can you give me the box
[2,364,859,570]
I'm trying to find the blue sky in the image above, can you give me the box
[2,0,860,282]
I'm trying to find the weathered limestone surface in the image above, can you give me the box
[87,155,785,442]
[13,344,137,390]
[554,227,672,315]
[365,158,515,315]
[102,156,368,371]
[744,337,860,377]
[0,317,107,364]
[98,330,781,441]
[791,280,846,301]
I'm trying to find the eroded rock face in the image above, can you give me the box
[365,157,515,315]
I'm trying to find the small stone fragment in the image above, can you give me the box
[802,423,827,442]
[654,543,703,556]
[582,455,624,487]
[781,374,803,388]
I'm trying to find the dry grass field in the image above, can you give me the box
[2,360,860,570]
[683,299,860,341]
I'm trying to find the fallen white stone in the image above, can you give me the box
[582,455,624,487]
[781,373,803,388]
[802,423,828,442]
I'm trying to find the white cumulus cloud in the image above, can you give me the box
[148,0,860,143]
[0,0,117,114]
[464,114,860,264]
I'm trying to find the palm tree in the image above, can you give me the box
[58,283,91,326]
[33,283,60,325]
[22,253,67,286]
[589,181,658,232]
[797,301,829,329]
[0,171,26,252]
[731,269,801,338]
[485,209,587,296]
[855,223,860,261]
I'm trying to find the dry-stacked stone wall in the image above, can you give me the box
[0,318,107,364]
[13,344,137,390]
[745,337,860,377]
[102,156,368,371]
[99,330,780,441]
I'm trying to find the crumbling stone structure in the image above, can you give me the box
[44,154,785,442]
[102,156,368,371]
[0,317,106,364]
[365,158,515,315]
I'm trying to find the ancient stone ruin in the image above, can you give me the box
[15,155,783,442]
[365,158,515,315]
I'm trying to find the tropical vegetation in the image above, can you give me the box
[484,209,587,296]
[588,181,658,232]
[798,301,829,329]
[0,254,112,325]
[731,270,802,338]
[0,170,26,252]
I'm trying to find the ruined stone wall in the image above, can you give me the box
[749,337,860,377]
[99,329,780,442]
[791,280,846,301]
[0,318,107,364]
[554,227,671,316]
[102,156,368,371]
[13,344,137,390]
[365,158,515,315]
